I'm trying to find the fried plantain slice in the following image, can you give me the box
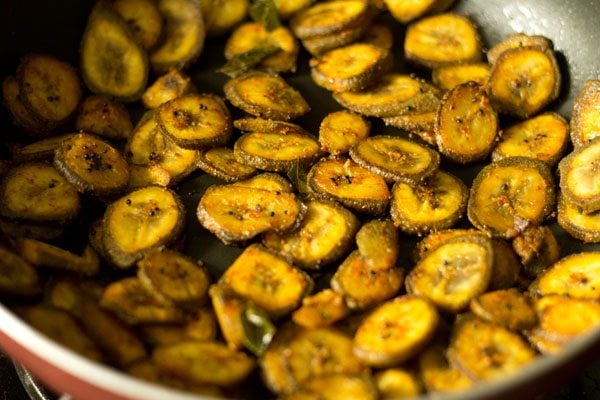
[310,43,392,92]
[197,147,257,182]
[383,111,437,145]
[0,219,64,241]
[375,368,422,399]
[571,80,600,147]
[333,73,441,117]
[113,0,163,50]
[284,374,378,400]
[391,170,468,235]
[290,0,370,39]
[153,341,255,386]
[142,69,197,109]
[204,0,248,37]
[331,250,404,310]
[2,75,51,136]
[512,225,560,278]
[232,172,294,192]
[263,200,359,270]
[307,157,390,215]
[220,244,312,317]
[470,289,537,331]
[448,315,535,381]
[142,307,217,345]
[350,135,439,183]
[418,342,473,393]
[385,0,453,23]
[234,117,308,135]
[361,24,393,50]
[353,295,439,367]
[128,164,171,189]
[126,112,199,184]
[487,33,553,65]
[292,289,350,328]
[0,163,80,224]
[12,134,74,163]
[103,186,185,268]
[355,219,398,270]
[467,157,555,239]
[54,133,130,197]
[404,13,482,69]
[224,70,310,121]
[150,0,205,72]
[274,0,313,19]
[487,46,561,119]
[559,139,600,213]
[319,110,370,155]
[558,193,600,243]
[0,246,41,297]
[432,63,490,91]
[531,252,600,300]
[80,1,148,101]
[209,284,246,350]
[301,25,366,57]
[16,239,99,276]
[406,235,493,313]
[75,95,133,141]
[435,81,498,164]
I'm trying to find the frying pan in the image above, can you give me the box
[0,0,599,399]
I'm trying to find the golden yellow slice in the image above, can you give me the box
[559,139,600,213]
[558,193,600,243]
[76,95,133,141]
[362,24,393,49]
[0,246,41,297]
[292,289,350,328]
[284,374,378,400]
[274,0,313,19]
[209,284,246,350]
[1,75,50,136]
[470,289,537,331]
[375,368,422,399]
[487,33,553,65]
[128,164,171,189]
[383,112,437,145]
[197,147,257,182]
[531,252,600,300]
[232,172,294,192]
[290,0,369,39]
[12,134,74,164]
[432,63,490,91]
[571,80,600,147]
[15,239,99,277]
[511,225,560,278]
[234,117,308,135]
[142,69,197,109]
[355,219,399,270]
[418,343,473,393]
[113,0,163,50]
[204,0,248,36]
[301,25,366,57]
[319,110,370,155]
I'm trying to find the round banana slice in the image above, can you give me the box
[558,193,600,243]
[284,374,378,400]
[533,296,600,345]
[231,172,294,192]
[197,147,257,182]
[142,69,197,110]
[469,289,537,331]
[292,289,350,329]
[319,110,371,155]
[531,252,600,300]
[301,25,367,57]
[559,139,600,213]
[383,112,437,146]
[274,0,313,20]
[375,368,422,398]
[355,219,399,270]
[113,0,163,50]
[418,342,473,393]
[2,75,51,136]
[290,0,369,39]
[432,62,490,91]
[487,33,553,65]
[75,95,133,141]
[571,80,600,147]
[511,225,560,278]
[385,0,451,24]
[234,117,308,135]
[361,24,393,49]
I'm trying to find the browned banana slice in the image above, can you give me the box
[531,252,600,300]
[406,235,493,313]
[142,307,217,345]
[512,225,560,278]
[126,112,199,184]
[492,112,569,166]
[361,24,393,49]
[487,33,553,65]
[204,0,248,37]
[225,23,299,73]
[435,82,498,164]
[142,69,197,109]
[350,135,439,183]
[390,170,468,235]
[375,368,421,398]
[12,134,74,163]
[209,284,246,350]
[418,343,473,393]
[128,164,171,189]
[412,229,479,262]
[113,0,163,50]
[234,117,308,135]
[571,80,600,147]
[75,95,133,141]
[290,0,369,39]
[0,246,41,297]
[353,295,439,367]
[1,76,50,136]
[16,54,81,125]
[224,70,310,121]
[284,374,378,400]
[197,147,257,182]
[488,46,561,119]
[383,112,437,145]
[234,131,321,172]
[0,163,80,224]
[232,172,294,192]
[302,25,366,57]
[54,133,130,197]
[559,139,600,213]
[310,43,392,92]
[448,315,536,381]
[333,74,440,117]
[432,63,490,91]
[263,200,359,270]
[101,277,185,324]
[138,249,210,306]
[470,289,537,331]
[319,110,370,155]
[0,219,64,241]
[274,0,313,19]
[220,244,312,317]
[150,0,205,72]
[292,289,350,328]
[307,157,390,215]
[153,341,255,386]
[467,157,555,239]
[558,193,600,243]
[103,186,185,268]
[16,239,99,276]
[80,1,148,101]
[385,0,453,23]
[356,219,398,270]
[404,13,482,69]
[331,250,404,310]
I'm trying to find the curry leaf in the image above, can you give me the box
[249,0,281,31]
[218,44,281,78]
[241,301,276,356]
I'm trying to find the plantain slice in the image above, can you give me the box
[234,117,308,135]
[531,252,600,300]
[54,133,130,197]
[263,200,359,270]
[128,164,171,189]
[0,246,41,297]
[418,342,473,393]
[319,110,370,155]
[487,33,553,65]
[449,315,535,381]
[75,95,133,141]
[204,0,248,37]
[301,25,366,57]
[467,157,555,239]
[80,1,148,101]
[224,70,310,121]
[404,13,482,69]
[113,0,163,50]
[197,147,257,182]
[412,229,479,262]
[126,112,199,184]
[290,0,370,39]
[150,0,205,72]
[232,172,294,192]
[355,219,399,270]
[284,374,378,400]
[383,112,437,146]
[153,341,255,386]
[138,249,210,307]
[142,307,217,345]
[558,193,600,243]
[432,63,490,91]
[385,0,453,23]
[292,289,350,328]
[390,170,468,235]
[469,289,537,331]
[2,75,50,136]
[307,157,390,215]
[331,250,404,310]
[142,69,197,109]
[571,80,600,147]
[0,219,64,241]
[220,244,312,318]
[350,135,440,183]
[209,284,246,350]
[435,81,498,164]
[353,295,439,367]
[375,368,422,399]
[274,0,313,19]
[559,139,600,213]
[103,186,185,268]
[0,163,80,224]
[12,134,74,163]
[487,46,561,119]
[512,225,560,278]
[16,239,99,276]
[361,24,393,50]
[333,73,441,117]
[406,235,493,313]
[310,43,392,92]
